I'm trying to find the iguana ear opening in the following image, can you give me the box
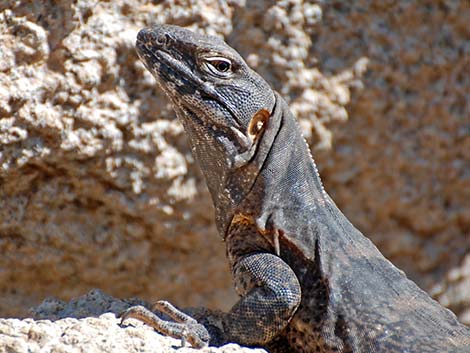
[232,109,271,168]
[248,109,270,141]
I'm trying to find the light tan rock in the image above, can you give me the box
[0,0,468,335]
[0,290,266,352]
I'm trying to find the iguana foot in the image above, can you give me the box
[119,301,210,348]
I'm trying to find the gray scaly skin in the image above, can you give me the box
[120,24,470,352]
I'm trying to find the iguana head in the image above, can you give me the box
[136,25,277,236]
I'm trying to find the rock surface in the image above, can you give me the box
[0,2,468,349]
[0,289,266,352]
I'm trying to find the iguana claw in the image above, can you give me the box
[119,301,210,348]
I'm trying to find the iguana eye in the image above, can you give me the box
[206,57,232,75]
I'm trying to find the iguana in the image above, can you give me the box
[120,24,470,353]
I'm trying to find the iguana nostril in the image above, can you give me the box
[138,28,169,47]
[154,33,169,46]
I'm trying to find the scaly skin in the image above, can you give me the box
[120,25,470,352]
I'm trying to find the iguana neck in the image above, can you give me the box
[238,92,328,235]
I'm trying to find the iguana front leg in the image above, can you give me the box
[120,252,301,348]
[220,253,302,345]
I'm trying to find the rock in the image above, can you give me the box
[0,290,266,352]
[0,0,468,336]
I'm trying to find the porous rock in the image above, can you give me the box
[0,3,468,351]
[0,289,266,352]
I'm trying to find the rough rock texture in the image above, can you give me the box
[0,289,266,352]
[0,1,468,344]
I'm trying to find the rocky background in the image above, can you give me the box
[0,0,468,351]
